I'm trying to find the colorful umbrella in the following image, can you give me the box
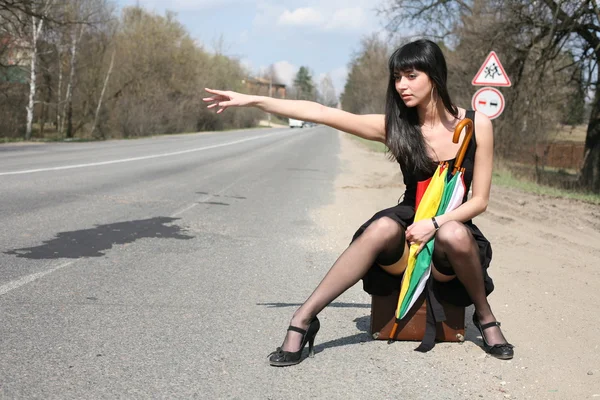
[388,118,474,340]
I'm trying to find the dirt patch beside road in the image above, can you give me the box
[308,131,600,399]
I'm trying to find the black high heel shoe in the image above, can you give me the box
[268,317,320,367]
[472,313,514,360]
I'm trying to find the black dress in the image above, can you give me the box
[352,110,494,307]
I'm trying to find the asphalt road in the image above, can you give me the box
[4,126,572,400]
[0,126,354,399]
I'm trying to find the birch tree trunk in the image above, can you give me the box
[25,16,44,140]
[56,48,63,134]
[90,49,115,139]
[63,24,84,139]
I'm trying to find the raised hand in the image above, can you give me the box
[203,88,254,114]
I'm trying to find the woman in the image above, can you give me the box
[203,39,514,366]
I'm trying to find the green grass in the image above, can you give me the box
[0,137,28,143]
[492,168,600,204]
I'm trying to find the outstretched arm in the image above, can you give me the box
[203,88,386,143]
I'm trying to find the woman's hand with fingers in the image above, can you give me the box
[203,88,255,114]
[405,219,437,255]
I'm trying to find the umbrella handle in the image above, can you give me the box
[452,118,474,173]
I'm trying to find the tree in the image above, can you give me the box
[24,0,53,140]
[58,0,110,138]
[293,66,315,100]
[90,47,114,138]
[1,2,263,139]
[1,0,113,139]
[341,35,390,114]
[381,0,600,192]
[318,73,338,107]
[562,67,587,126]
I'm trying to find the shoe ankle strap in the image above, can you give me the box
[479,321,501,330]
[287,325,307,335]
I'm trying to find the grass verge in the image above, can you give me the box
[492,168,600,204]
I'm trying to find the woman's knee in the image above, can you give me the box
[362,217,405,245]
[434,221,473,254]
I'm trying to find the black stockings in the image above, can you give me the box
[279,218,507,352]
[280,217,405,352]
[432,221,507,345]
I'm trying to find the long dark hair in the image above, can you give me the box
[385,39,458,174]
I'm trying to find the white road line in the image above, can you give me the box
[0,261,74,296]
[1,178,249,296]
[0,131,285,176]
[171,173,249,217]
[0,131,287,295]
[171,203,199,218]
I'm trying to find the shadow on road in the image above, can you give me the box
[312,315,371,354]
[4,217,193,260]
[259,303,374,353]
[257,301,371,309]
[260,302,484,356]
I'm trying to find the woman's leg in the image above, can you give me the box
[431,221,508,345]
[278,217,406,352]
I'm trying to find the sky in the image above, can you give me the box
[115,0,390,97]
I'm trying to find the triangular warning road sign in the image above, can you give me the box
[472,51,511,87]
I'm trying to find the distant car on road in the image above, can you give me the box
[289,118,305,128]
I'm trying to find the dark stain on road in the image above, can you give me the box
[199,201,229,206]
[4,217,193,259]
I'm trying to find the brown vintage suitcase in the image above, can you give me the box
[370,291,466,342]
